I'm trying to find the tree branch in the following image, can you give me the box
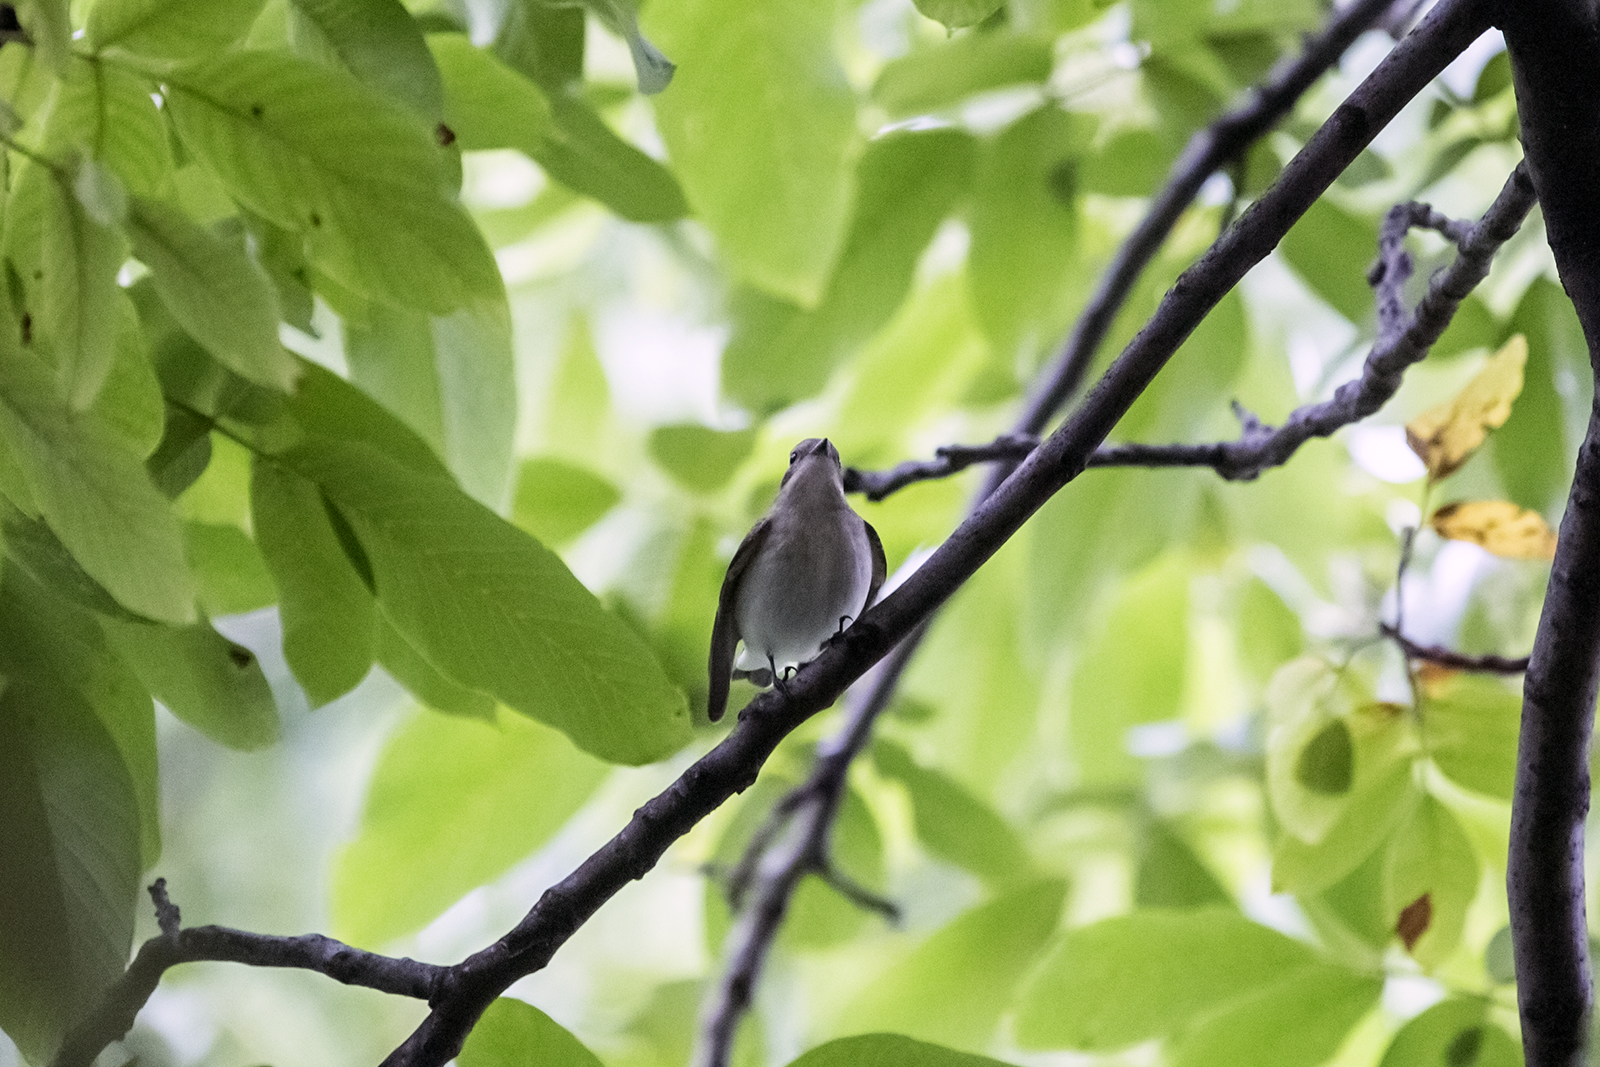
[1499,1,1600,1062]
[847,163,1536,500]
[1381,623,1531,674]
[50,880,446,1067]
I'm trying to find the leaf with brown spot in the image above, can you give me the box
[1431,499,1557,560]
[1397,893,1432,951]
[1407,335,1527,480]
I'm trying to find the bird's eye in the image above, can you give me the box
[789,451,798,463]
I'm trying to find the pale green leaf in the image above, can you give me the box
[969,105,1091,360]
[912,0,1003,28]
[1424,673,1520,800]
[87,0,267,59]
[128,195,300,391]
[91,294,165,458]
[788,1035,1021,1067]
[460,997,605,1067]
[1272,759,1419,896]
[164,50,501,312]
[872,738,1033,885]
[101,617,280,750]
[333,706,607,946]
[649,425,756,493]
[2,158,128,407]
[13,0,70,71]
[511,458,620,545]
[250,456,377,707]
[344,295,516,507]
[290,441,691,764]
[183,521,278,617]
[0,346,196,623]
[1170,963,1382,1067]
[1135,817,1231,908]
[1382,795,1479,966]
[288,0,444,120]
[1014,908,1321,1049]
[874,32,1052,116]
[0,676,141,1064]
[1278,198,1379,323]
[1378,998,1522,1067]
[374,614,494,719]
[842,879,1065,1050]
[645,0,859,305]
[39,58,172,196]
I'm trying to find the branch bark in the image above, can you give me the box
[846,164,1535,499]
[1500,1,1600,1063]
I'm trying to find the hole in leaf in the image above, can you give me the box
[1295,718,1354,794]
[227,644,254,669]
[1397,892,1432,951]
[436,122,456,147]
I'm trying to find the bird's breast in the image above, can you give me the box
[733,508,872,674]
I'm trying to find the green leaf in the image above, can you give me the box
[1424,673,1520,800]
[0,345,197,623]
[873,33,1053,118]
[333,706,607,946]
[460,997,605,1067]
[127,196,300,391]
[184,520,278,616]
[1,498,143,620]
[1135,817,1231,908]
[0,677,141,1064]
[344,296,516,507]
[786,1035,1021,1067]
[1379,998,1522,1067]
[288,0,445,120]
[968,105,1091,359]
[0,562,160,865]
[290,441,691,764]
[1265,658,1382,844]
[93,295,165,459]
[1169,963,1382,1067]
[842,879,1065,1050]
[511,457,620,545]
[1278,198,1379,323]
[3,158,129,407]
[1495,277,1582,512]
[430,33,687,222]
[374,614,494,718]
[39,57,172,197]
[648,425,756,493]
[251,456,376,707]
[1014,908,1323,1049]
[493,0,585,90]
[1272,758,1418,896]
[646,0,858,305]
[722,128,976,414]
[101,617,280,750]
[1382,795,1479,966]
[164,50,501,312]
[912,0,1003,29]
[13,0,71,71]
[1068,551,1190,786]
[1080,126,1177,197]
[872,738,1033,885]
[87,0,267,59]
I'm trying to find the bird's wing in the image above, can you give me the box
[708,517,770,722]
[862,518,887,612]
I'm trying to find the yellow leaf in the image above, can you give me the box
[1406,335,1527,480]
[1431,499,1557,560]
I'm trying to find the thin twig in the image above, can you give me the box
[848,163,1537,500]
[1380,623,1531,674]
[49,881,446,1067]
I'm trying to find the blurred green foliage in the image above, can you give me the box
[0,0,1559,1063]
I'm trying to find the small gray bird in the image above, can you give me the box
[707,438,886,722]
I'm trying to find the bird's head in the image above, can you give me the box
[780,437,842,491]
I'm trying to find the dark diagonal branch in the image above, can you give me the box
[1499,1,1600,1063]
[1380,623,1531,674]
[848,162,1536,501]
[51,880,445,1067]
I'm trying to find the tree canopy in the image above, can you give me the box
[1,0,1596,1065]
